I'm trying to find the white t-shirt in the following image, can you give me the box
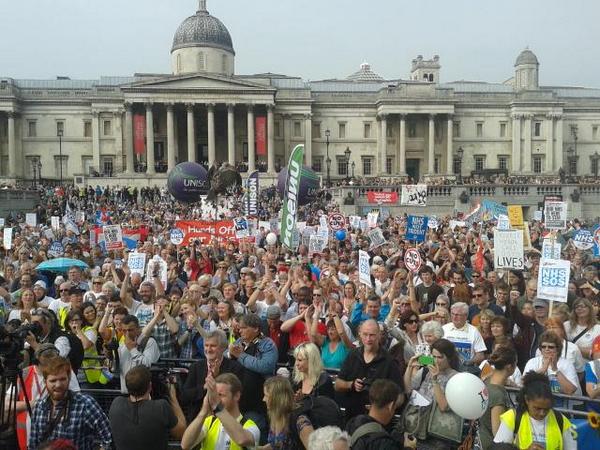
[523,356,582,397]
[442,322,487,362]
[564,322,600,359]
[48,299,70,315]
[535,339,585,373]
[8,308,35,322]
[130,300,154,328]
[493,413,577,450]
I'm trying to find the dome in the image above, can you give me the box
[172,1,234,54]
[515,49,539,66]
[347,62,384,82]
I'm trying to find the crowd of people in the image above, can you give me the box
[1,180,598,450]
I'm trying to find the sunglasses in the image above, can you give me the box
[406,319,419,324]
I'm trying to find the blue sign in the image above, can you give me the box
[405,215,429,242]
[573,229,594,250]
[48,241,64,257]
[481,200,508,221]
[594,225,600,257]
[170,228,184,245]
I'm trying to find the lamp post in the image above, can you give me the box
[57,129,64,185]
[344,147,351,181]
[455,147,464,184]
[592,151,600,178]
[325,129,331,187]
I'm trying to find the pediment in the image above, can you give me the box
[123,74,274,92]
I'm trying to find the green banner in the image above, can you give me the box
[281,144,304,250]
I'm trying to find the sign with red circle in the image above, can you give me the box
[404,248,422,273]
[328,213,346,231]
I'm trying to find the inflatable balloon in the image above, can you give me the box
[445,372,489,420]
[167,162,209,203]
[266,232,277,246]
[335,230,347,241]
[276,165,321,206]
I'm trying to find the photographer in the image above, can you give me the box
[109,365,186,450]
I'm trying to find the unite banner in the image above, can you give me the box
[175,220,237,245]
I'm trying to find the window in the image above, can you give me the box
[312,156,323,173]
[103,120,112,136]
[363,122,371,139]
[593,125,598,140]
[592,156,599,176]
[338,122,346,139]
[476,122,483,138]
[453,121,460,138]
[312,122,321,139]
[198,52,205,70]
[533,155,543,173]
[293,121,302,137]
[362,156,373,176]
[84,121,92,137]
[453,157,461,175]
[534,122,541,137]
[54,155,68,178]
[474,156,485,171]
[102,157,114,176]
[386,157,393,174]
[500,122,507,138]
[434,157,440,173]
[274,121,281,138]
[498,156,508,171]
[56,121,65,136]
[27,121,37,137]
[82,156,93,175]
[336,156,348,176]
[408,121,417,138]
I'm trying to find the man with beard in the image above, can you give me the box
[29,356,112,450]
[121,263,161,327]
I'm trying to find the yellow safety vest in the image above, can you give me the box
[500,408,571,450]
[81,325,108,385]
[200,414,256,450]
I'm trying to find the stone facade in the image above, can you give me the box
[1,3,600,184]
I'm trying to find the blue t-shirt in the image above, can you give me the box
[585,361,600,412]
[321,338,350,370]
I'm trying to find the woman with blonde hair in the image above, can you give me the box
[292,342,334,400]
[564,297,600,362]
[477,309,496,354]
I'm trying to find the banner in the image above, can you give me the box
[281,144,304,250]
[133,114,146,156]
[537,258,570,303]
[405,215,429,242]
[594,225,600,257]
[544,201,567,230]
[245,171,259,217]
[493,230,524,270]
[542,239,561,259]
[401,184,427,206]
[3,228,12,250]
[93,226,144,251]
[359,250,372,287]
[103,225,123,250]
[128,252,146,277]
[176,220,236,245]
[366,191,398,204]
[255,116,266,156]
[481,200,508,221]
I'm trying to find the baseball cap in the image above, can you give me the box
[266,305,282,320]
[533,298,549,309]
[34,280,47,290]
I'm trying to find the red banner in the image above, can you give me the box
[133,114,146,156]
[366,191,399,204]
[255,116,266,156]
[175,220,237,245]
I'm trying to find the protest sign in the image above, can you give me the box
[404,248,422,273]
[533,210,543,221]
[497,215,510,231]
[43,228,55,240]
[522,221,532,250]
[573,229,594,250]
[26,213,37,227]
[493,230,524,270]
[328,213,345,231]
[319,215,328,229]
[366,191,398,204]
[103,225,123,250]
[51,216,60,231]
[367,211,379,228]
[401,184,427,206]
[542,239,562,260]
[359,250,372,288]
[234,217,249,239]
[594,225,600,257]
[128,252,147,277]
[146,256,168,289]
[176,220,236,245]
[309,235,327,254]
[359,219,368,232]
[537,258,570,303]
[269,218,279,234]
[544,201,567,230]
[507,205,524,228]
[170,228,184,245]
[349,215,361,229]
[481,200,508,221]
[3,228,12,250]
[405,215,429,242]
[317,225,329,241]
[48,241,64,258]
[427,217,439,229]
[368,227,386,249]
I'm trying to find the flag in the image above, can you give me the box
[474,236,485,273]
[280,144,304,250]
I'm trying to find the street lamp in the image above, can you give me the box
[325,129,331,187]
[455,147,464,183]
[57,129,64,185]
[344,147,351,181]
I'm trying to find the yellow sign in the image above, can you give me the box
[507,205,524,228]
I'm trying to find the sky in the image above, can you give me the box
[2,0,597,87]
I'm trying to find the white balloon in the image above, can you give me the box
[445,372,489,420]
[266,232,278,246]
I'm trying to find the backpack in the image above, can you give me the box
[293,395,344,430]
[350,421,391,450]
[63,332,84,374]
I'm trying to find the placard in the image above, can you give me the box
[427,217,439,229]
[0,218,4,228]
[401,184,427,206]
[103,225,123,250]
[328,213,345,231]
[170,228,184,245]
[533,210,543,221]
[404,248,422,273]
[308,234,327,254]
[493,230,524,270]
[537,258,570,303]
[319,215,328,229]
[544,201,567,230]
[507,205,524,228]
[3,228,12,249]
[234,217,249,239]
[573,229,594,250]
[367,211,379,228]
[51,216,60,231]
[128,252,147,277]
[542,239,561,260]
[146,256,168,289]
[481,200,508,221]
[349,215,361,229]
[497,215,510,231]
[594,225,600,257]
[368,227,386,249]
[359,250,372,288]
[48,241,64,258]
[405,215,428,242]
[26,213,37,227]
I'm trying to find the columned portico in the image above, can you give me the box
[399,114,406,175]
[124,103,134,173]
[227,104,235,165]
[7,111,16,177]
[207,103,216,166]
[556,115,563,170]
[512,114,522,172]
[167,103,176,171]
[304,114,312,167]
[379,114,387,174]
[187,104,196,163]
[428,114,435,173]
[267,104,275,173]
[446,115,453,174]
[247,105,255,172]
[145,103,155,175]
[546,114,554,172]
[523,114,532,172]
[92,112,101,171]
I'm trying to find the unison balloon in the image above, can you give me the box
[167,162,209,203]
[277,165,320,206]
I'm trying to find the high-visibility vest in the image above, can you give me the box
[500,408,571,450]
[200,414,256,450]
[81,326,108,384]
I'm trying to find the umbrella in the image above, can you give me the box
[36,258,89,273]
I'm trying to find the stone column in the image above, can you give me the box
[227,103,235,165]
[92,111,101,171]
[379,114,387,174]
[428,114,435,173]
[523,114,532,172]
[124,103,134,174]
[546,114,554,172]
[7,112,16,177]
[247,105,255,172]
[267,104,275,173]
[186,104,196,163]
[446,115,453,174]
[511,114,521,172]
[304,114,312,167]
[113,110,124,173]
[167,103,176,171]
[207,103,216,166]
[556,115,564,170]
[399,114,406,174]
[283,114,291,162]
[145,103,155,175]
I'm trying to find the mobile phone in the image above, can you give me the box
[418,354,434,366]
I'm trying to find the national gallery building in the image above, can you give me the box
[1,1,600,185]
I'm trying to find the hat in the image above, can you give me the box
[266,305,282,319]
[34,343,59,361]
[54,276,65,285]
[34,280,47,290]
[579,281,599,295]
[533,298,549,308]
